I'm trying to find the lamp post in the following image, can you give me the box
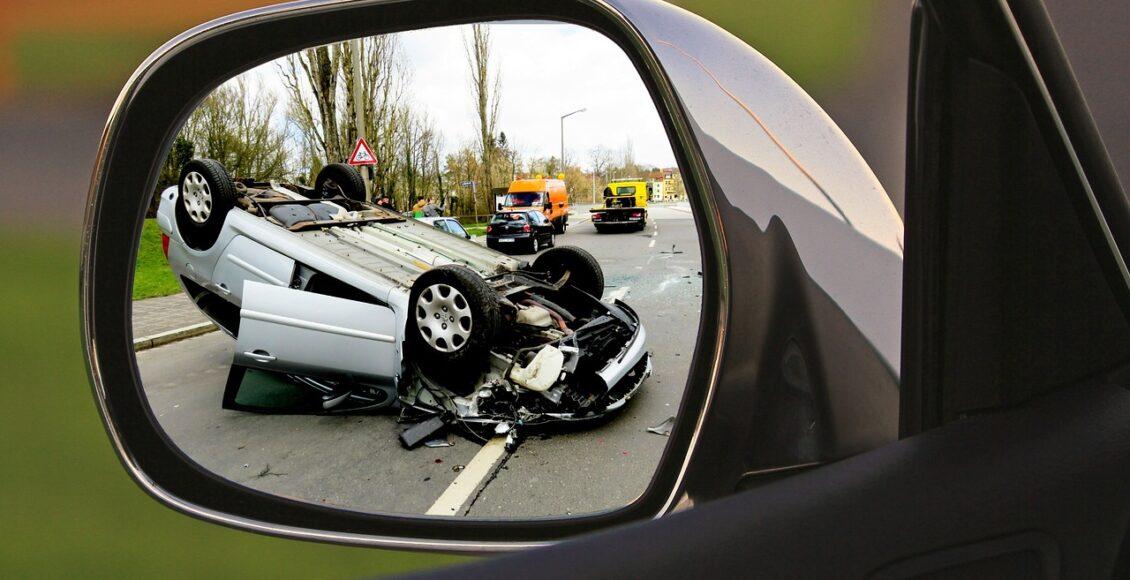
[560,108,586,173]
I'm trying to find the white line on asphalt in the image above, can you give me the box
[425,437,508,517]
[649,239,656,248]
[604,286,631,303]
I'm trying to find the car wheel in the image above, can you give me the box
[314,163,367,201]
[175,158,237,251]
[532,246,605,298]
[407,265,500,391]
[531,237,540,254]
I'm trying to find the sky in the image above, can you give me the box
[238,21,677,170]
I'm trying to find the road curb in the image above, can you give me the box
[133,321,218,352]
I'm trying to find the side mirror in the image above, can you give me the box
[83,0,901,552]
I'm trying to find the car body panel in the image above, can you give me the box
[603,0,903,497]
[234,281,401,385]
[158,186,523,305]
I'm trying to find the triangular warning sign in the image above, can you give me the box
[347,137,377,166]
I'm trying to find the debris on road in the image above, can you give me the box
[647,416,675,436]
[423,433,455,448]
[399,415,446,449]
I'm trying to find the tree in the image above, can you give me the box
[465,24,502,213]
[618,139,641,178]
[180,78,289,180]
[588,145,614,192]
[280,45,344,164]
[280,35,405,189]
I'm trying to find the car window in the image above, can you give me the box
[491,213,526,224]
[447,221,469,237]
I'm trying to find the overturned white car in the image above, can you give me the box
[156,159,650,449]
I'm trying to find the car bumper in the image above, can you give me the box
[595,300,650,392]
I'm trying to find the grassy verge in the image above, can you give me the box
[132,219,182,300]
[464,222,488,237]
[0,231,463,576]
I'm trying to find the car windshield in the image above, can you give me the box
[491,213,528,224]
[503,192,544,207]
[615,185,637,195]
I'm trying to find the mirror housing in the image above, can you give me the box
[83,0,902,551]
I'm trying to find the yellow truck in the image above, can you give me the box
[590,179,649,232]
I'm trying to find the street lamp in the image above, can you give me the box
[560,108,586,173]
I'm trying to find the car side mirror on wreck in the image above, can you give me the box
[82,0,902,551]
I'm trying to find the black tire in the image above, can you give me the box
[553,219,566,235]
[594,224,607,234]
[176,159,237,251]
[530,236,541,254]
[532,246,605,298]
[314,163,366,201]
[407,265,500,390]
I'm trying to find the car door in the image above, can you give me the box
[425,0,1130,577]
[232,280,400,386]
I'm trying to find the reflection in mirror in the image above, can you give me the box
[133,21,701,518]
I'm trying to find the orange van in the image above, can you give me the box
[500,176,570,234]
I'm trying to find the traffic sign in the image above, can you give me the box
[348,137,377,166]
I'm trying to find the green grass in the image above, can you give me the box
[133,219,183,300]
[464,222,488,237]
[0,231,466,577]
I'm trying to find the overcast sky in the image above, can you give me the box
[239,21,677,170]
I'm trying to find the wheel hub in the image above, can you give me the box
[181,171,213,224]
[415,283,472,352]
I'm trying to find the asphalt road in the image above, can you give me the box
[136,203,702,518]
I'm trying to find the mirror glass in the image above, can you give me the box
[133,20,701,518]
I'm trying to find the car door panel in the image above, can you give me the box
[234,281,399,386]
[210,235,296,305]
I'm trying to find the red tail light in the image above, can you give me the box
[522,224,532,232]
[161,233,171,259]
[486,225,493,233]
[631,211,643,218]
[592,213,603,221]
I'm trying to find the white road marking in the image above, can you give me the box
[426,437,508,517]
[648,239,656,248]
[604,286,631,303]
